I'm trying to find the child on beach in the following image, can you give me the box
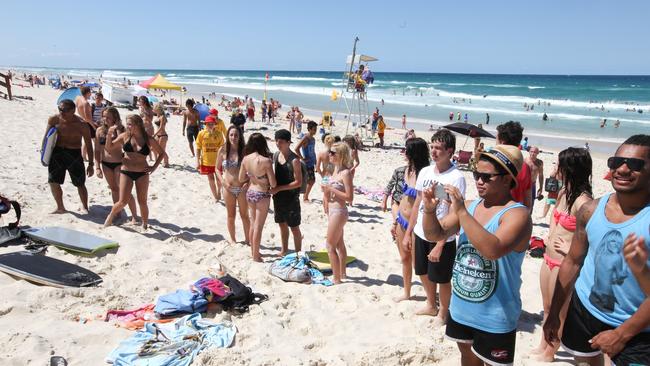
[294,121,318,202]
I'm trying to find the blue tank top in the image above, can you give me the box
[576,193,650,330]
[450,199,526,333]
[301,137,316,168]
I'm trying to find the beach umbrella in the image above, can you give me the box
[443,122,495,139]
[81,82,99,88]
[194,103,210,121]
[147,96,159,104]
[56,87,81,106]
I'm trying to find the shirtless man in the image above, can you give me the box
[75,86,94,161]
[526,146,544,210]
[182,99,200,157]
[45,99,94,214]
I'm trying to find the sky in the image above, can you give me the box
[3,0,649,75]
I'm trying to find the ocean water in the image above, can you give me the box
[12,66,650,143]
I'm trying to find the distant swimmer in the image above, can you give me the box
[600,119,607,128]
[464,113,468,123]
[449,112,454,121]
[381,98,385,105]
[542,113,548,121]
[614,119,620,128]
[485,113,490,124]
[457,112,461,121]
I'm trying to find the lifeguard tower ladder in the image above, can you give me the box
[339,37,377,138]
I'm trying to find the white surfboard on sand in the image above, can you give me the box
[41,126,57,166]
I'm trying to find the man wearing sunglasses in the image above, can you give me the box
[44,99,94,214]
[544,134,650,366]
[420,144,532,366]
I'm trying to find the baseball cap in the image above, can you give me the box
[275,129,292,142]
[205,116,216,124]
[209,108,218,115]
[478,145,523,186]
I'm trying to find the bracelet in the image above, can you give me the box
[422,207,436,214]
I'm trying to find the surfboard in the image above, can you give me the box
[41,126,58,166]
[0,251,102,288]
[56,87,81,105]
[22,227,118,254]
[307,250,356,272]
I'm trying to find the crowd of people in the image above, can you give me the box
[39,84,650,366]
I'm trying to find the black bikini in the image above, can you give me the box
[102,161,122,170]
[121,138,150,181]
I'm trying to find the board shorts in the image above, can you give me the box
[305,166,316,183]
[446,313,517,366]
[186,125,199,144]
[48,147,86,187]
[414,236,456,283]
[199,165,216,175]
[273,195,301,228]
[561,292,650,365]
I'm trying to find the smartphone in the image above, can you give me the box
[434,183,449,200]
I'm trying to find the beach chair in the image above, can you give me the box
[455,150,472,169]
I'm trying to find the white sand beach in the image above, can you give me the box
[0,86,615,365]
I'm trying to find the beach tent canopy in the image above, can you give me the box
[346,54,378,65]
[139,74,182,91]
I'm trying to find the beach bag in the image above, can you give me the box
[273,151,308,193]
[154,289,208,317]
[192,277,231,302]
[0,201,21,245]
[529,236,545,258]
[268,255,311,283]
[544,177,559,193]
[216,274,267,313]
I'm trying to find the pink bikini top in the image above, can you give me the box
[553,209,576,232]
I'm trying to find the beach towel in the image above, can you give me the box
[106,304,175,330]
[216,275,268,313]
[191,278,231,303]
[154,290,208,317]
[269,253,332,286]
[106,313,236,366]
[354,186,385,202]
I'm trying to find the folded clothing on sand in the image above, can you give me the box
[106,313,236,366]
[269,252,332,286]
[106,304,174,330]
[154,289,208,317]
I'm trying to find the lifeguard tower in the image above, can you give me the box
[338,37,378,138]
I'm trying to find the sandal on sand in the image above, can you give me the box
[50,356,68,366]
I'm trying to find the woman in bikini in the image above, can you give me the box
[152,103,169,168]
[217,125,250,244]
[139,96,155,162]
[94,107,138,223]
[316,134,335,213]
[533,147,592,362]
[394,138,430,301]
[238,133,276,262]
[321,142,355,284]
[104,115,167,230]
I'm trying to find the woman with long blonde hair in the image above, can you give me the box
[316,134,336,213]
[321,142,354,283]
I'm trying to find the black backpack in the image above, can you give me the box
[216,274,267,313]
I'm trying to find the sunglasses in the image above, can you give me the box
[472,171,506,182]
[607,156,646,172]
[58,106,73,113]
[328,150,337,156]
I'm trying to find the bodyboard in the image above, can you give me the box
[0,251,102,287]
[22,227,118,254]
[307,250,356,272]
[41,126,58,166]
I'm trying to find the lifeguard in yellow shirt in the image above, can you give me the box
[197,115,226,201]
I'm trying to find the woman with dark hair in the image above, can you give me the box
[394,138,430,301]
[533,147,593,362]
[238,133,276,262]
[217,125,250,244]
[138,96,155,136]
[94,107,137,223]
[104,115,167,230]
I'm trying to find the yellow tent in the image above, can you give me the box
[140,74,182,91]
